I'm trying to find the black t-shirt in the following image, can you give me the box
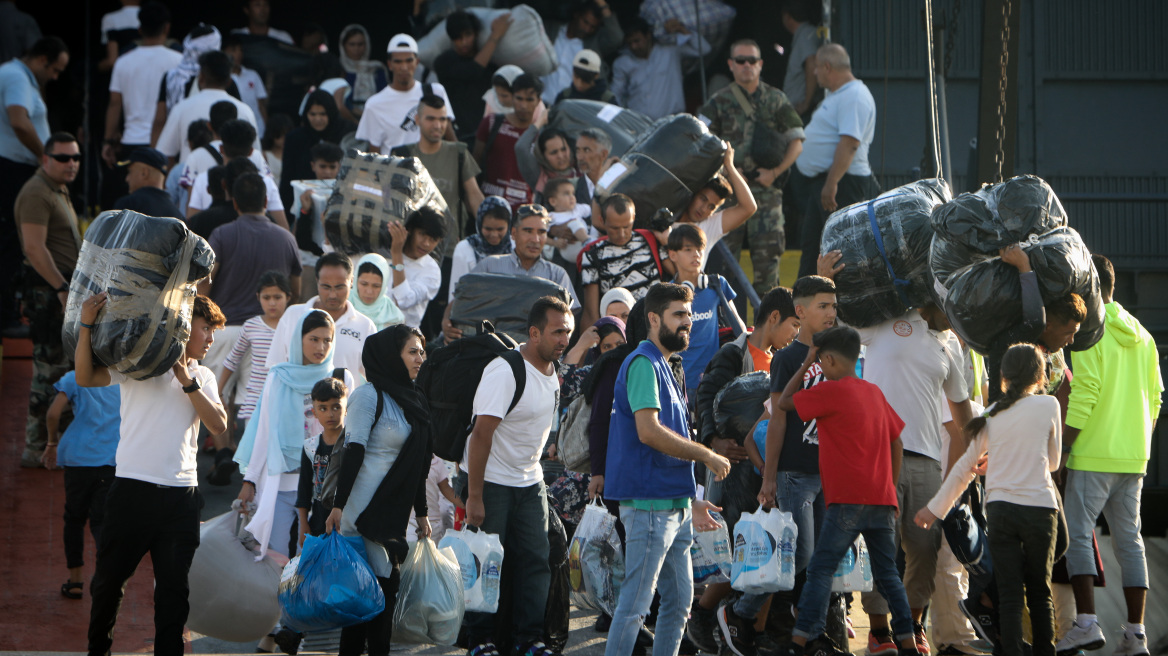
[433,49,492,141]
[112,187,184,221]
[187,203,238,240]
[297,437,337,537]
[768,340,825,474]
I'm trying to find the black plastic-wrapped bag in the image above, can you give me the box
[929,174,1067,288]
[820,178,952,327]
[63,210,215,380]
[713,371,771,444]
[595,152,694,228]
[935,227,1104,354]
[450,273,572,343]
[545,100,653,158]
[323,150,450,258]
[627,113,727,194]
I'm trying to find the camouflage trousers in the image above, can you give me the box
[720,187,786,296]
[24,284,71,457]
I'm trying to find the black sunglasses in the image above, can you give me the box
[48,153,82,163]
[733,56,761,65]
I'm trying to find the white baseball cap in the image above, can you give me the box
[572,49,602,74]
[386,33,418,55]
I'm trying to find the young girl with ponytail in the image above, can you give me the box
[914,343,1063,656]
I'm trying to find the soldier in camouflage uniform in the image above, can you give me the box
[14,133,81,468]
[698,39,805,296]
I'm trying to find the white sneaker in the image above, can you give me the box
[1057,621,1106,653]
[1111,627,1149,656]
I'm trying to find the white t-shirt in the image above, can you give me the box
[266,299,376,378]
[231,26,295,46]
[109,363,220,487]
[548,203,596,263]
[180,143,271,191]
[101,5,139,44]
[109,45,183,145]
[233,66,268,137]
[796,79,877,177]
[188,168,283,213]
[156,89,259,162]
[463,355,559,487]
[389,252,442,329]
[355,81,455,152]
[858,310,970,460]
[692,211,726,270]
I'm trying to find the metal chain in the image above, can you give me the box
[943,0,961,76]
[994,0,1012,183]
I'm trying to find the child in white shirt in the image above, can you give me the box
[543,177,597,263]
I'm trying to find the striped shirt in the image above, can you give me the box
[223,315,276,420]
[579,232,664,301]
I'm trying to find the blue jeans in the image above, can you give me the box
[605,506,693,656]
[794,504,913,643]
[734,471,824,618]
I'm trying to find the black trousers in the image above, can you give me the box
[63,465,116,569]
[797,171,883,278]
[0,156,37,328]
[338,568,400,656]
[87,478,202,656]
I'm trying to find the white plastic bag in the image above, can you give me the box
[567,497,624,615]
[187,512,285,641]
[416,5,557,76]
[691,511,731,585]
[393,538,465,645]
[731,508,796,594]
[438,526,504,613]
[831,535,873,592]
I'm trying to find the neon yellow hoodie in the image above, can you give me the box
[1066,302,1163,473]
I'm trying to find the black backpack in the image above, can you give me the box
[418,320,527,461]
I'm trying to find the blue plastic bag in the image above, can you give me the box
[278,532,385,632]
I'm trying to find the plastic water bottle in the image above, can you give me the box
[778,526,796,590]
[481,552,503,609]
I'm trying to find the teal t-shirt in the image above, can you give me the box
[622,352,691,510]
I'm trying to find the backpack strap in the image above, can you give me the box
[498,350,527,415]
[710,274,747,337]
[729,83,756,119]
[203,144,224,166]
[576,234,609,273]
[633,229,666,280]
[484,113,507,162]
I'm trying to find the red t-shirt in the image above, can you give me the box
[476,114,532,211]
[793,376,904,508]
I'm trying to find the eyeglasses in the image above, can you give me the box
[515,204,548,219]
[733,56,761,65]
[48,153,82,163]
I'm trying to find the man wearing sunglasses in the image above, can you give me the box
[13,131,82,468]
[697,39,805,297]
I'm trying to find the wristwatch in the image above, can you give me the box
[182,379,201,394]
[392,262,405,272]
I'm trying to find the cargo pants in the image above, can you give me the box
[23,283,72,462]
[720,185,785,295]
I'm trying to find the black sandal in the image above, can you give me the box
[61,581,83,599]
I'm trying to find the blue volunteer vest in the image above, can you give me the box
[604,340,697,501]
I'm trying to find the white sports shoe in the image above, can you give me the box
[1057,621,1106,654]
[1111,627,1149,656]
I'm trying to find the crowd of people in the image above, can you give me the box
[3,2,1161,656]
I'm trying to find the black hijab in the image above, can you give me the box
[354,325,433,560]
[279,90,356,207]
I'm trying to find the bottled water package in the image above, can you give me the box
[831,535,873,592]
[731,509,797,594]
[438,527,504,613]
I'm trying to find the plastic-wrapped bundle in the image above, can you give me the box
[627,114,727,194]
[691,511,732,585]
[63,210,214,380]
[437,527,504,614]
[731,508,796,594]
[323,150,449,258]
[567,498,624,616]
[831,535,873,592]
[279,532,385,632]
[546,100,653,157]
[596,153,694,228]
[713,371,770,443]
[932,226,1105,354]
[393,538,465,645]
[929,175,1068,289]
[450,273,572,342]
[417,5,557,76]
[819,178,952,327]
[186,513,284,642]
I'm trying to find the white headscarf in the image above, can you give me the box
[339,24,386,105]
[165,25,222,111]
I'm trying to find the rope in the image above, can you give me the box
[867,199,912,307]
[924,0,944,181]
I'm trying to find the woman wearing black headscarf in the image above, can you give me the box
[279,89,357,208]
[324,325,431,656]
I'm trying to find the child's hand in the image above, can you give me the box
[804,344,819,365]
[914,507,939,529]
[80,292,107,326]
[973,453,988,476]
[299,189,315,212]
[325,507,343,534]
[757,477,777,509]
